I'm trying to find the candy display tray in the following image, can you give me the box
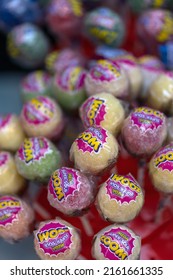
[1,72,173,260]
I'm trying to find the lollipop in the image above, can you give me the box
[0,152,25,195]
[0,195,34,242]
[92,224,141,260]
[20,96,64,140]
[85,60,129,99]
[0,114,25,152]
[96,173,144,223]
[7,23,50,68]
[70,126,119,175]
[149,142,173,193]
[45,49,84,75]
[95,45,129,60]
[138,55,164,70]
[147,71,173,114]
[21,71,53,103]
[48,167,95,215]
[15,137,62,182]
[121,107,167,157]
[80,93,125,136]
[53,66,87,111]
[115,54,142,100]
[84,7,125,47]
[34,218,81,260]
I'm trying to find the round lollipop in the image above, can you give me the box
[20,96,64,139]
[80,93,125,136]
[149,142,173,193]
[7,23,50,68]
[45,48,84,75]
[15,137,62,182]
[48,167,95,216]
[34,218,81,260]
[84,7,125,47]
[21,71,53,103]
[0,195,34,242]
[92,224,141,260]
[0,114,25,152]
[70,126,119,175]
[53,66,87,111]
[96,173,144,223]
[85,60,129,99]
[121,107,167,157]
[147,71,173,115]
[0,152,25,195]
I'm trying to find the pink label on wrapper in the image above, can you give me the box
[0,196,22,226]
[81,97,106,127]
[106,174,141,204]
[22,71,51,93]
[49,168,80,201]
[23,97,55,125]
[153,143,173,172]
[18,137,51,164]
[90,60,121,82]
[57,66,86,91]
[0,114,12,129]
[37,221,72,256]
[76,126,107,154]
[100,227,135,260]
[131,107,164,130]
[0,152,9,167]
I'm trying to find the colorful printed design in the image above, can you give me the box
[81,97,106,127]
[36,221,72,256]
[69,0,83,17]
[23,97,54,125]
[115,55,137,68]
[22,71,51,93]
[105,174,141,204]
[49,168,80,201]
[0,114,12,129]
[138,55,163,69]
[58,66,86,91]
[100,227,135,260]
[90,60,121,82]
[76,126,107,154]
[131,107,164,130]
[153,143,173,171]
[0,196,22,226]
[18,137,51,164]
[0,152,9,168]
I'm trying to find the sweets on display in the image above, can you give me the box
[34,218,81,260]
[79,93,125,136]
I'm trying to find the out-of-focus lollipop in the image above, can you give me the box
[70,126,119,175]
[85,60,129,99]
[84,7,125,47]
[94,46,129,60]
[149,142,173,193]
[96,173,144,223]
[48,167,95,215]
[20,96,64,139]
[45,49,84,75]
[0,152,25,195]
[46,0,83,37]
[53,66,87,111]
[115,54,142,100]
[80,93,125,135]
[138,55,164,70]
[0,0,43,33]
[15,137,62,182]
[0,195,34,242]
[7,23,50,68]
[0,114,25,152]
[92,224,141,260]
[34,218,81,260]
[21,71,53,103]
[121,107,167,157]
[147,71,173,115]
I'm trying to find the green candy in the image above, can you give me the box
[15,137,62,182]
